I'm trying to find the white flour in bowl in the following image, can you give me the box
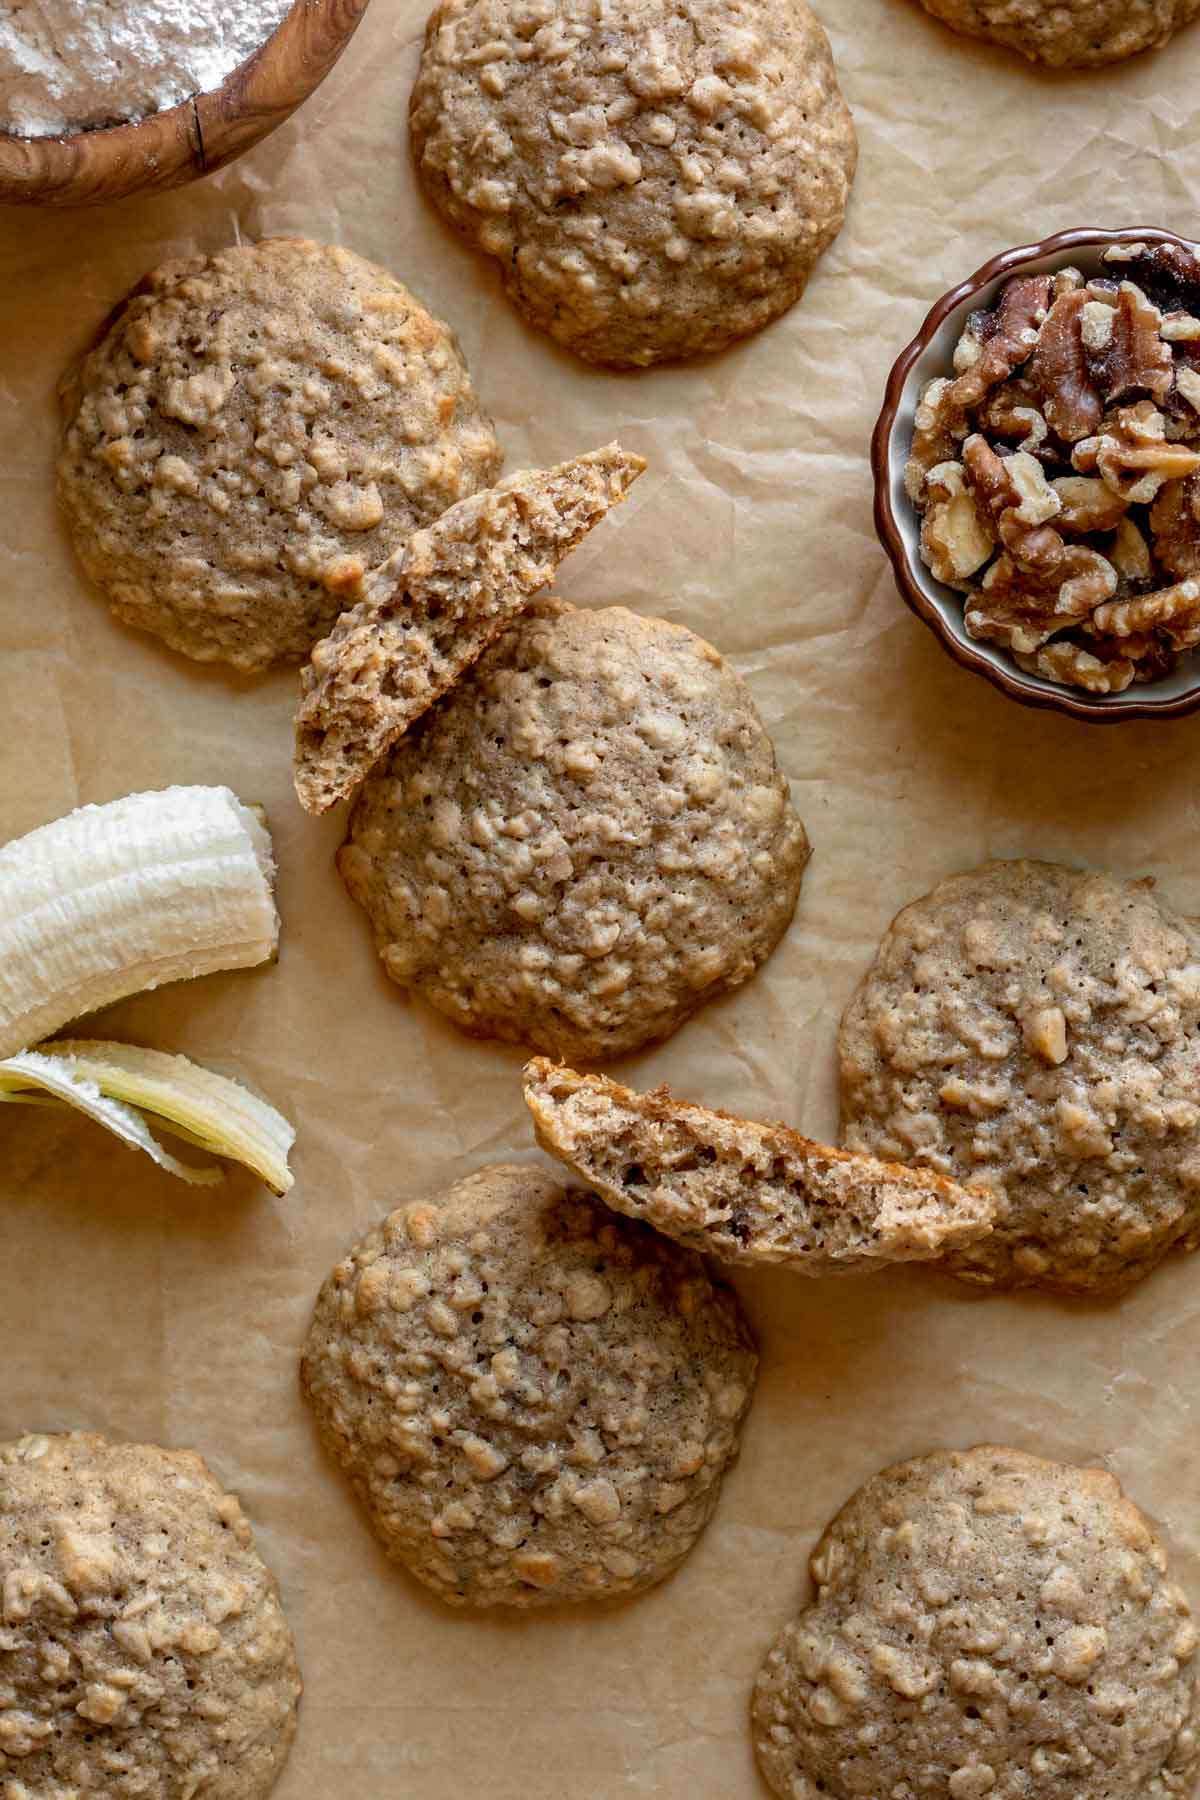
[0,0,293,137]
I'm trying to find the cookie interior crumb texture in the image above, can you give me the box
[914,0,1200,66]
[57,238,502,673]
[293,442,647,815]
[300,1163,758,1607]
[523,1058,996,1272]
[753,1446,1200,1800]
[336,596,811,1059]
[839,859,1200,1295]
[410,0,857,368]
[0,1431,301,1800]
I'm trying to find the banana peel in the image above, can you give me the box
[0,1040,294,1194]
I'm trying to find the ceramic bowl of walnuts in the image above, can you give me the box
[873,225,1200,721]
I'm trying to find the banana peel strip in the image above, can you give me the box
[0,1040,295,1194]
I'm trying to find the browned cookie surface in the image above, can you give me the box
[338,597,809,1059]
[300,1163,757,1606]
[411,0,856,367]
[754,1446,1200,1800]
[58,238,501,671]
[840,859,1200,1294]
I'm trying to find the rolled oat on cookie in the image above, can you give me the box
[753,1446,1200,1800]
[58,238,501,672]
[337,596,810,1059]
[410,0,856,368]
[523,1058,994,1272]
[293,443,646,814]
[840,858,1200,1295]
[300,1163,757,1607]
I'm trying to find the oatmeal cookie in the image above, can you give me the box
[58,238,501,672]
[294,443,646,815]
[300,1163,757,1607]
[523,1059,995,1273]
[409,0,857,368]
[839,860,1200,1295]
[914,0,1200,66]
[753,1446,1200,1800]
[338,597,809,1059]
[0,1432,300,1799]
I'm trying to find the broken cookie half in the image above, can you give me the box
[522,1059,994,1275]
[293,443,646,814]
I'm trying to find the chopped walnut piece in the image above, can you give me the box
[1080,301,1116,350]
[952,311,988,374]
[966,544,1116,653]
[919,463,994,587]
[1078,404,1200,504]
[907,279,1053,499]
[1016,640,1138,694]
[1093,577,1200,646]
[948,275,1053,414]
[1087,283,1173,407]
[1082,630,1175,680]
[1162,313,1200,343]
[1051,476,1127,535]
[978,381,1047,451]
[1150,472,1200,578]
[1110,516,1154,582]
[1101,241,1200,319]
[905,377,961,500]
[962,436,1061,535]
[966,583,1064,654]
[1029,290,1102,442]
[1002,452,1062,530]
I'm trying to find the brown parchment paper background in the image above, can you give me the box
[5,1,1200,1792]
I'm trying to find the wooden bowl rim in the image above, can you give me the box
[0,0,372,207]
[871,224,1200,725]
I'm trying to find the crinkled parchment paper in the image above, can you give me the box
[4,2,1200,1792]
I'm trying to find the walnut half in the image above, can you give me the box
[919,463,994,587]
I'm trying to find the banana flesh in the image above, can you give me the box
[0,1039,295,1193]
[0,786,278,1060]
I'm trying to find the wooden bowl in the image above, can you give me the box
[872,224,1200,724]
[0,0,372,208]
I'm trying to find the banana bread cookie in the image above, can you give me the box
[0,1432,300,1799]
[914,0,1200,65]
[293,443,646,814]
[58,238,501,671]
[523,1059,995,1273]
[410,0,857,368]
[338,597,810,1059]
[300,1163,757,1607]
[839,860,1200,1296]
[753,1446,1200,1800]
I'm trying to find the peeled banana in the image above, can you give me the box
[0,785,278,1061]
[0,1040,294,1193]
[0,785,293,1191]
